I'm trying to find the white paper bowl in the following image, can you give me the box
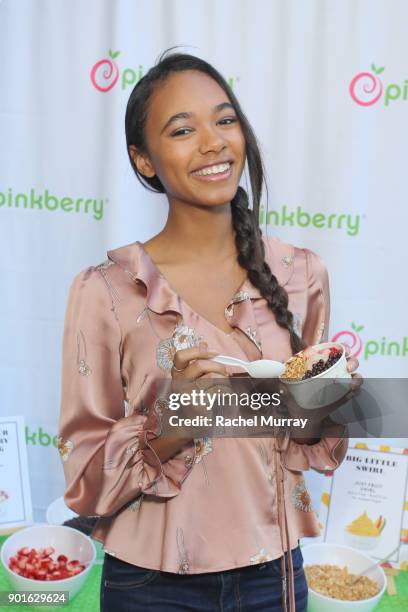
[280,342,352,409]
[302,543,386,612]
[0,524,96,601]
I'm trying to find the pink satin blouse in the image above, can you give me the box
[58,235,347,576]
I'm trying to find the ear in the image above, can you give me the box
[128,145,155,178]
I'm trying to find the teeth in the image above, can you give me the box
[193,162,230,176]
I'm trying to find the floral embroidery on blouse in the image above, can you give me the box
[224,290,250,318]
[154,398,169,417]
[250,548,273,564]
[76,330,92,376]
[156,338,176,371]
[56,436,73,463]
[246,326,262,352]
[194,437,213,463]
[156,323,201,371]
[292,312,303,338]
[232,290,250,303]
[176,527,190,574]
[124,442,139,456]
[291,481,313,512]
[128,494,144,511]
[224,304,234,318]
[96,259,115,270]
[257,442,273,482]
[281,255,294,268]
[172,323,201,351]
[314,320,325,344]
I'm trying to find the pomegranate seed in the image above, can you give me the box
[9,545,86,581]
[35,569,47,579]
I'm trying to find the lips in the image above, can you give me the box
[191,159,234,174]
[190,163,233,182]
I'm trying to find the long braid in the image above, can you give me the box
[231,187,304,355]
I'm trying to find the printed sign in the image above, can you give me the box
[0,416,33,534]
[319,443,408,568]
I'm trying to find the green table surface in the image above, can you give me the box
[1,535,408,611]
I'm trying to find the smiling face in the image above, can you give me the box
[129,70,246,207]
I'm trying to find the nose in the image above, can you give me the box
[198,123,227,155]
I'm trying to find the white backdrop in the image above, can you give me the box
[1,0,407,520]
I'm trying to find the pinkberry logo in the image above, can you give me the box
[90,49,121,92]
[349,64,384,106]
[332,324,408,361]
[90,50,238,93]
[332,322,364,358]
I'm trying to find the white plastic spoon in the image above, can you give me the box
[211,355,286,378]
[348,543,401,585]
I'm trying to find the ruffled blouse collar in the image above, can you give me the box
[106,235,295,316]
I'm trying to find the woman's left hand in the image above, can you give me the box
[343,343,363,392]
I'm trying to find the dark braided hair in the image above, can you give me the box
[125,47,304,355]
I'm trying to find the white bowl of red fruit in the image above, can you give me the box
[279,342,351,409]
[0,524,96,600]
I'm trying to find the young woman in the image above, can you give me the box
[58,50,359,611]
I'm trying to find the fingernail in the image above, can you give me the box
[199,341,209,350]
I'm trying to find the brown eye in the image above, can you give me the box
[171,128,192,137]
[219,117,238,125]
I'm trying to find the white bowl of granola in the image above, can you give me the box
[302,543,386,611]
[280,342,351,409]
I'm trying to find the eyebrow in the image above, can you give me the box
[160,102,235,134]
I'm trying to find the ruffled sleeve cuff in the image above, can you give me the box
[136,426,196,496]
[281,423,348,473]
[103,410,195,500]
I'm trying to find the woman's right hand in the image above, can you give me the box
[149,342,230,463]
[171,341,228,380]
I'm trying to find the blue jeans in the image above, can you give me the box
[100,545,308,611]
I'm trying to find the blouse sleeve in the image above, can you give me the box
[58,266,193,518]
[301,248,330,347]
[281,248,348,473]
